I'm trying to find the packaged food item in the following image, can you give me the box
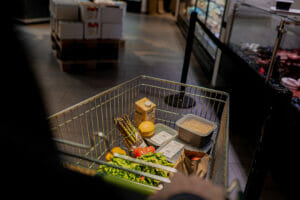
[174,149,211,178]
[134,97,156,128]
[114,115,147,153]
[176,114,217,147]
[157,140,184,162]
[144,123,178,148]
[138,121,155,138]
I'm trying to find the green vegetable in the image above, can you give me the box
[97,152,174,187]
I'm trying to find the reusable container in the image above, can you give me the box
[176,114,217,147]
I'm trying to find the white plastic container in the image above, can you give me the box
[144,123,178,148]
[176,114,217,147]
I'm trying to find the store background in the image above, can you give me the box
[11,0,299,199]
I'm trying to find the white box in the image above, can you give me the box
[79,2,101,22]
[114,1,127,17]
[51,0,79,21]
[84,21,101,39]
[57,21,84,39]
[101,23,123,40]
[101,6,123,24]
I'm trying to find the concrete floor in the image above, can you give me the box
[15,12,284,199]
[17,13,209,115]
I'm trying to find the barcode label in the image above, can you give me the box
[151,131,173,145]
[159,140,184,159]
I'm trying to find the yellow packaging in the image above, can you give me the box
[134,97,156,128]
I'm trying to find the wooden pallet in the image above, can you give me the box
[51,33,121,71]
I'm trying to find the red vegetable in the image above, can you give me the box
[145,146,155,154]
[133,146,155,158]
[191,157,201,161]
[140,176,144,182]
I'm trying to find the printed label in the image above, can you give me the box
[146,109,155,121]
[151,131,173,145]
[159,140,184,159]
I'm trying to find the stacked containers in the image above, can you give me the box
[79,1,102,39]
[101,4,124,40]
[50,0,84,39]
[50,0,126,40]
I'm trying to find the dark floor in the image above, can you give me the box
[15,12,285,200]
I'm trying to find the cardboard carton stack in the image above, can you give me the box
[50,0,126,40]
[50,0,126,71]
[50,0,83,39]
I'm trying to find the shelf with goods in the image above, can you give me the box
[228,3,300,102]
[213,4,299,199]
[177,0,228,76]
[218,3,299,152]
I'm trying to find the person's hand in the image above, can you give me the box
[148,172,225,200]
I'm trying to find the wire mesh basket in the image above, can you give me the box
[49,75,229,188]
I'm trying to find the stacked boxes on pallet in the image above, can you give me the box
[80,1,102,39]
[50,0,127,71]
[50,0,83,39]
[50,0,126,40]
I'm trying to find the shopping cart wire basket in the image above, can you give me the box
[49,75,229,188]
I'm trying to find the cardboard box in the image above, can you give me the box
[57,21,84,39]
[114,1,127,17]
[84,21,101,39]
[51,0,79,21]
[79,2,101,22]
[101,5,123,24]
[101,23,123,39]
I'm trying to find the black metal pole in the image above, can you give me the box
[165,11,197,108]
[180,11,197,87]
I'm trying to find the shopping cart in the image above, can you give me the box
[49,75,229,191]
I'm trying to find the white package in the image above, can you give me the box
[101,5,123,24]
[57,21,84,39]
[79,2,101,22]
[101,23,123,39]
[84,21,101,39]
[51,0,79,21]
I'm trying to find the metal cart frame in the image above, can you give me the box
[49,75,229,188]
